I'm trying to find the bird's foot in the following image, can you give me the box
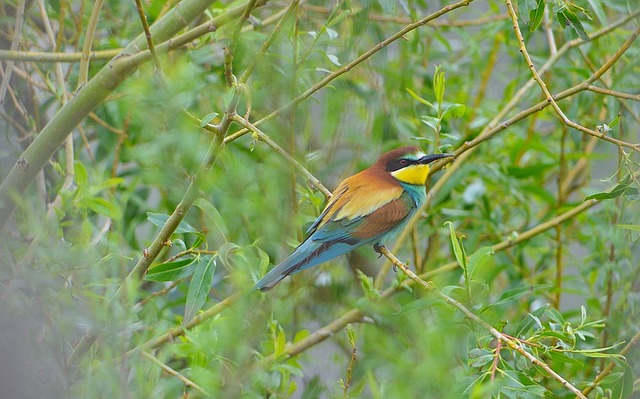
[374,244,397,271]
[373,243,386,258]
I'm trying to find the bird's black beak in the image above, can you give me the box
[417,153,454,165]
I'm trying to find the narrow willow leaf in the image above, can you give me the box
[275,328,286,356]
[81,197,122,220]
[217,242,241,269]
[434,66,445,105]
[518,0,531,24]
[585,175,631,200]
[74,161,89,188]
[562,7,591,42]
[145,257,196,282]
[183,256,216,324]
[194,197,229,238]
[199,112,219,127]
[406,87,435,109]
[444,221,466,271]
[224,85,236,107]
[529,0,545,32]
[147,212,198,233]
[441,103,466,119]
[467,348,494,367]
[513,304,548,337]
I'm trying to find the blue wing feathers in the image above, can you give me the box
[253,191,420,291]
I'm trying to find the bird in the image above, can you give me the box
[254,146,453,291]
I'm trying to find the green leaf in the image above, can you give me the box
[518,0,532,24]
[74,161,89,188]
[561,7,591,42]
[468,348,494,368]
[275,328,286,356]
[444,221,467,271]
[585,175,631,200]
[406,87,436,109]
[357,269,381,300]
[467,246,494,278]
[183,255,216,324]
[421,115,440,133]
[325,53,341,66]
[513,304,548,337]
[224,85,236,108]
[147,212,198,233]
[506,163,554,179]
[433,65,445,105]
[529,0,545,32]
[217,242,241,269]
[193,197,229,239]
[80,197,122,220]
[546,307,565,324]
[199,112,219,127]
[145,257,197,282]
[608,112,621,128]
[346,323,356,347]
[441,103,466,119]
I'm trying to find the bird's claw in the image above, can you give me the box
[373,243,386,258]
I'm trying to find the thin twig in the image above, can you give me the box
[141,350,210,396]
[585,85,640,101]
[134,0,162,74]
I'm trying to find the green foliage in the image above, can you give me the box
[1,0,639,398]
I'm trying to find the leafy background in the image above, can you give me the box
[0,0,638,398]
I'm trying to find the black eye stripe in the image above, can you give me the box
[385,158,413,172]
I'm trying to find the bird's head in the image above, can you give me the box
[378,146,454,186]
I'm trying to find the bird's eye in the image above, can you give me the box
[399,159,409,166]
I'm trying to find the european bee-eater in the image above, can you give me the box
[254,146,453,291]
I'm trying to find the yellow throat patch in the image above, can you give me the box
[391,164,430,186]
